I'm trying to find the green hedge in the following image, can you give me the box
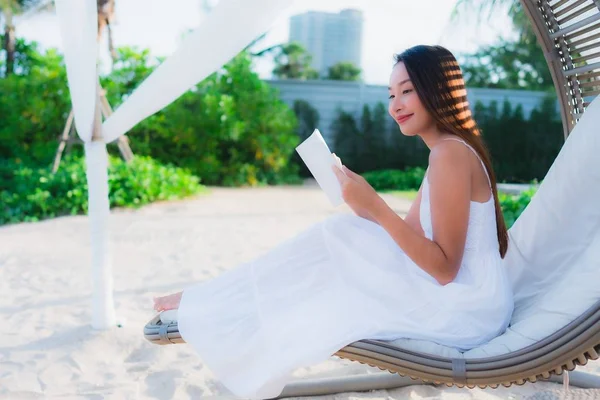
[0,155,205,225]
[362,168,426,191]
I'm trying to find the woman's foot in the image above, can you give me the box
[153,291,182,312]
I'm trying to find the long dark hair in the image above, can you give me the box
[394,45,509,258]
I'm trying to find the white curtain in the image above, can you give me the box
[54,0,293,329]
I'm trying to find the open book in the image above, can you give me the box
[295,129,345,207]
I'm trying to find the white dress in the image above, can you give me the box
[177,139,514,399]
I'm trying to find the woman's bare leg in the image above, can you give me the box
[153,291,183,312]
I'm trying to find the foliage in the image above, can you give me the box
[458,36,554,92]
[362,168,426,191]
[452,0,553,92]
[327,61,361,81]
[1,0,48,75]
[0,155,205,225]
[331,96,563,183]
[271,42,319,80]
[100,46,160,104]
[499,187,537,228]
[359,103,388,171]
[291,99,320,177]
[332,108,362,168]
[0,39,301,187]
[475,95,563,182]
[332,102,429,173]
[0,42,72,164]
[124,51,301,186]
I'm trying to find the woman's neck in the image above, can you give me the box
[419,127,454,150]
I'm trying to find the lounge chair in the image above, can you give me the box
[144,0,600,396]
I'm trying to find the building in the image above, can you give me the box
[289,9,363,77]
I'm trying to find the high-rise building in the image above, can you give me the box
[289,9,363,77]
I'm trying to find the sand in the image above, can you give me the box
[1,184,599,399]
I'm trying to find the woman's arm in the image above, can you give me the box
[353,181,423,227]
[355,209,378,223]
[403,184,425,236]
[369,144,471,285]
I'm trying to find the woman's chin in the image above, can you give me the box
[398,126,418,137]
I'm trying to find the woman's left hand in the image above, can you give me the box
[332,165,382,216]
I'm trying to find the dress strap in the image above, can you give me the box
[441,137,492,188]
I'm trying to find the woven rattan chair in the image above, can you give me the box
[144,0,600,396]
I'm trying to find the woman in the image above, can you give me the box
[153,45,514,399]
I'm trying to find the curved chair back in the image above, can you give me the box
[522,0,600,138]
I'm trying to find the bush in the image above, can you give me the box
[362,168,426,191]
[105,50,301,187]
[0,41,72,166]
[0,155,205,225]
[499,187,536,228]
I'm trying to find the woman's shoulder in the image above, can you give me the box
[428,140,472,177]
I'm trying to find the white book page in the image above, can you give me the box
[295,129,345,207]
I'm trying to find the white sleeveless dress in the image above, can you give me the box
[177,139,514,399]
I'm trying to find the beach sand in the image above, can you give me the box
[1,185,599,399]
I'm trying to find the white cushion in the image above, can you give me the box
[160,309,178,323]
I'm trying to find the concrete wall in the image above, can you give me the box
[266,79,557,143]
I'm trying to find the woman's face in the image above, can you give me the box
[388,62,435,136]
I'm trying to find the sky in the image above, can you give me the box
[12,0,517,85]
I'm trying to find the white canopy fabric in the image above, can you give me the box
[55,0,115,329]
[54,0,294,329]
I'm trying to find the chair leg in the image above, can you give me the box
[546,370,600,389]
[272,372,427,399]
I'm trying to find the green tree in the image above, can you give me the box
[293,99,319,140]
[365,102,388,171]
[0,0,46,76]
[100,46,160,105]
[451,0,531,40]
[1,38,301,186]
[459,36,554,91]
[475,97,562,182]
[451,0,553,92]
[332,103,390,173]
[121,50,300,186]
[290,99,320,177]
[387,119,429,170]
[0,43,70,164]
[272,42,319,80]
[332,109,361,169]
[327,61,361,81]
